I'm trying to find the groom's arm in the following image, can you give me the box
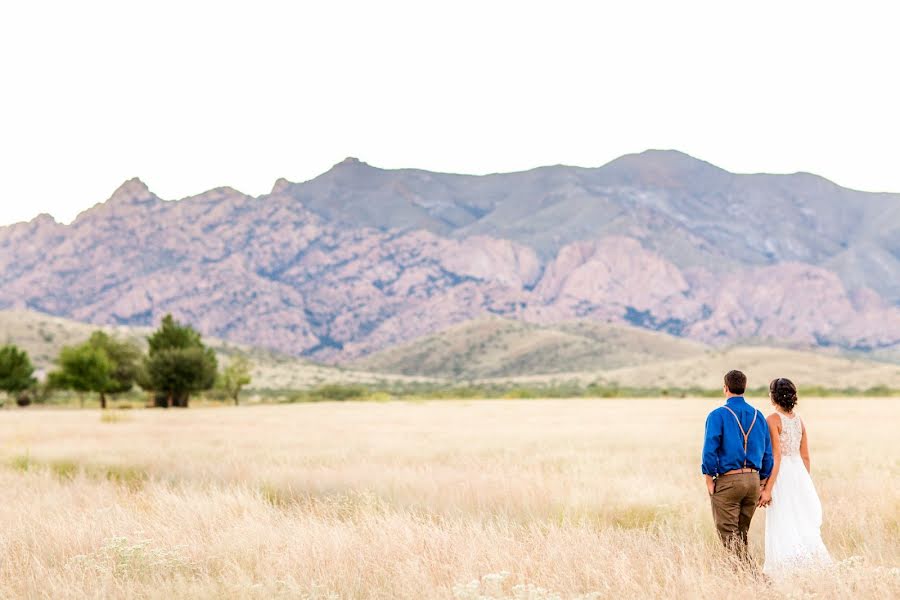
[701,411,722,494]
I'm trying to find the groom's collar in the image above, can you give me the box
[725,395,746,405]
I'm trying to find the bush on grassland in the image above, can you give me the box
[289,384,370,402]
[863,385,893,396]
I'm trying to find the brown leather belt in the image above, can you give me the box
[721,468,758,476]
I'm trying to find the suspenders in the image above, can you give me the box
[722,406,758,468]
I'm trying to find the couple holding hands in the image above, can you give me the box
[702,370,832,575]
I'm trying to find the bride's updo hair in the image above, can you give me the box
[770,377,798,412]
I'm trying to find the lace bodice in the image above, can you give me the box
[778,412,803,456]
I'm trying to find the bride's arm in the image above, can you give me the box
[799,420,811,473]
[760,413,781,506]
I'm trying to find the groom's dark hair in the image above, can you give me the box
[724,370,747,395]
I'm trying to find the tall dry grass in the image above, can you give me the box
[0,398,897,599]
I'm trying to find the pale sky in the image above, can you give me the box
[1,1,898,226]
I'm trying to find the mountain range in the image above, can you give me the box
[1,150,898,364]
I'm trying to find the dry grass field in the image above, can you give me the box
[0,397,897,599]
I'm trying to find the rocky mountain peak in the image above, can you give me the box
[69,177,160,223]
[600,149,728,188]
[30,213,59,226]
[0,212,62,241]
[336,157,365,167]
[107,177,156,206]
[323,157,375,176]
[271,177,292,195]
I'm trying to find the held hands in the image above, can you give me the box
[758,488,772,508]
[706,477,716,496]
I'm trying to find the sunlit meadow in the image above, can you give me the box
[0,397,897,599]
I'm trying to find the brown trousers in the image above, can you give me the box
[710,472,760,562]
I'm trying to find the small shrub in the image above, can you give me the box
[612,505,668,529]
[369,391,392,402]
[51,460,79,480]
[100,411,129,424]
[69,536,197,579]
[502,388,540,399]
[101,465,148,490]
[260,483,297,508]
[10,454,32,472]
[307,384,368,402]
[799,385,832,398]
[863,385,893,397]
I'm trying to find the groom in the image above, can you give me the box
[701,370,774,563]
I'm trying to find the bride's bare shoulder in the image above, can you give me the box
[765,412,781,428]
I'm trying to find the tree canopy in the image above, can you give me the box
[221,356,252,405]
[141,315,217,407]
[147,315,204,353]
[0,345,36,403]
[89,331,141,395]
[48,332,141,409]
[49,344,112,405]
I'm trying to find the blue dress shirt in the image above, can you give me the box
[701,396,773,479]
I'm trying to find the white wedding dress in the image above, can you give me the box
[764,412,832,575]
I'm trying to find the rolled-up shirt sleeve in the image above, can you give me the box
[701,411,722,476]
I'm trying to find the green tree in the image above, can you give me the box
[49,344,113,408]
[220,356,252,405]
[147,314,203,354]
[88,331,142,403]
[47,332,142,409]
[0,345,36,407]
[140,315,217,408]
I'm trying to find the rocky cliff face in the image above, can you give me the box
[1,151,898,361]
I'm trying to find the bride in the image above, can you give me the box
[758,377,832,575]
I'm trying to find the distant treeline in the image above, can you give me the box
[0,315,252,409]
[272,382,899,402]
[3,324,896,409]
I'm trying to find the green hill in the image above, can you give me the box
[596,346,900,391]
[352,318,708,378]
[352,317,900,390]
